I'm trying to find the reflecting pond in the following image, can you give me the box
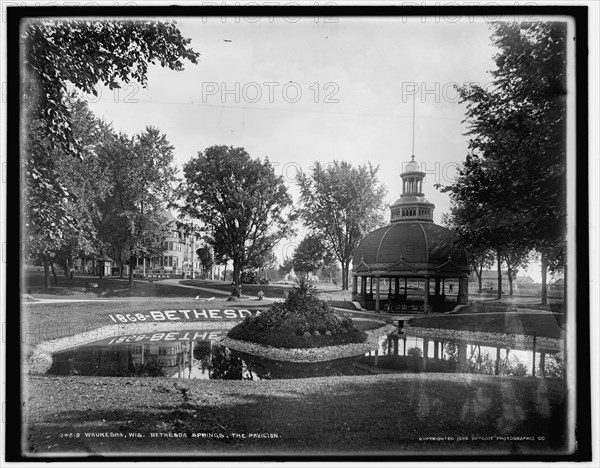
[47,327,563,380]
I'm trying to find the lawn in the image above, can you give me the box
[23,271,230,299]
[410,310,564,339]
[23,373,566,456]
[22,298,267,346]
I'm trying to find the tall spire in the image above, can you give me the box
[411,88,416,159]
[388,91,435,223]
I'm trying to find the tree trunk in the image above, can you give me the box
[50,262,58,285]
[541,251,548,305]
[120,260,124,279]
[496,250,502,300]
[43,255,50,289]
[341,260,349,290]
[223,263,228,282]
[477,265,483,294]
[507,265,514,296]
[63,259,69,277]
[128,250,135,286]
[232,261,242,297]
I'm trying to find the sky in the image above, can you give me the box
[85,14,549,281]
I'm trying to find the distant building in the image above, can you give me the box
[134,210,209,279]
[516,275,535,284]
[469,269,510,284]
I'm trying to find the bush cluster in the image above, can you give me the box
[239,280,357,336]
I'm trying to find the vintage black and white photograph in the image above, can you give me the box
[2,1,595,464]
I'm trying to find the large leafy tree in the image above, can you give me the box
[297,161,387,290]
[22,19,199,157]
[98,127,177,285]
[51,99,114,278]
[22,19,199,286]
[442,21,567,304]
[24,96,112,287]
[178,146,294,297]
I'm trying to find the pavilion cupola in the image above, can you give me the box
[389,155,435,223]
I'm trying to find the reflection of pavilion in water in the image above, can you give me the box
[359,332,563,378]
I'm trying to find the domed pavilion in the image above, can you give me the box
[351,156,470,313]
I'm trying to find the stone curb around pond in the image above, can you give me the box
[26,320,242,375]
[219,324,399,363]
[403,326,564,352]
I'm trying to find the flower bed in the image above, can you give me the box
[221,323,398,362]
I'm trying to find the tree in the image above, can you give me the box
[278,258,294,279]
[22,19,198,287]
[442,208,495,294]
[446,22,567,304]
[97,127,177,285]
[22,19,199,158]
[320,257,341,284]
[178,146,294,297]
[441,158,527,300]
[24,96,112,287]
[297,161,387,290]
[292,235,327,279]
[502,246,532,296]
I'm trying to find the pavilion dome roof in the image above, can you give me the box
[352,222,469,273]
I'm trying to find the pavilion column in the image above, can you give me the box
[395,277,400,296]
[422,339,429,370]
[458,277,469,304]
[360,276,366,299]
[352,275,358,296]
[435,278,440,297]
[375,276,381,313]
[433,340,439,359]
[423,277,430,313]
